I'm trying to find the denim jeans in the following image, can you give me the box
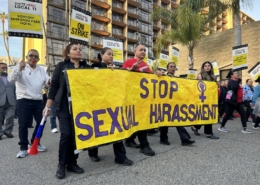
[50,102,57,129]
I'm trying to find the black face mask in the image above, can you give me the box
[0,71,7,76]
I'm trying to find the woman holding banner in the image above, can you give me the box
[89,47,134,166]
[191,61,219,139]
[218,70,253,133]
[43,43,87,179]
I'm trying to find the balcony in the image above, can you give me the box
[200,7,209,15]
[222,18,227,24]
[47,31,65,40]
[82,52,89,60]
[48,0,65,9]
[47,14,65,25]
[112,17,126,27]
[128,8,139,19]
[127,33,138,43]
[112,2,126,14]
[127,45,135,54]
[139,2,152,12]
[128,0,140,7]
[138,13,150,23]
[153,21,160,30]
[90,49,101,62]
[139,27,152,35]
[91,0,111,9]
[47,47,63,55]
[171,0,179,8]
[127,21,139,31]
[92,9,111,22]
[112,29,126,40]
[90,35,103,49]
[217,21,222,29]
[91,24,110,36]
[161,0,170,4]
[222,24,228,31]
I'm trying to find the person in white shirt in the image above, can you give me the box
[8,49,50,158]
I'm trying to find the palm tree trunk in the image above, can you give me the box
[233,0,242,46]
[188,49,194,69]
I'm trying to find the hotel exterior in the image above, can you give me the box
[23,0,255,75]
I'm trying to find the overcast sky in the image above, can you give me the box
[0,0,259,58]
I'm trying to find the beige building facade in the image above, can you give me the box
[174,21,260,85]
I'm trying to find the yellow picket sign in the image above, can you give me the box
[9,12,41,31]
[66,69,218,150]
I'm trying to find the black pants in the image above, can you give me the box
[160,127,191,142]
[17,99,44,150]
[219,103,226,118]
[88,141,127,162]
[245,106,256,123]
[221,103,247,127]
[255,116,260,127]
[194,124,213,135]
[125,130,149,149]
[58,117,78,166]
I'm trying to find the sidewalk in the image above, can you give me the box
[0,118,259,185]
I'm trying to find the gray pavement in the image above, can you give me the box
[0,118,260,185]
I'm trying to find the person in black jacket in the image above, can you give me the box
[88,47,133,166]
[218,70,253,133]
[43,43,88,179]
[218,80,228,122]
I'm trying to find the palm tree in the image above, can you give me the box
[0,12,13,65]
[152,1,227,69]
[186,0,253,46]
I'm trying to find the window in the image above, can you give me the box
[128,31,137,39]
[112,13,123,22]
[47,23,64,39]
[91,35,103,45]
[48,6,65,23]
[128,5,137,14]
[128,17,137,27]
[92,20,108,31]
[113,0,123,8]
[139,10,149,22]
[112,25,123,35]
[139,21,149,33]
[73,0,86,8]
[91,5,107,16]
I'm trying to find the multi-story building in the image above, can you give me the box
[24,0,255,73]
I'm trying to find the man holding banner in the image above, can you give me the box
[122,44,160,156]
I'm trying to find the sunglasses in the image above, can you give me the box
[28,54,39,59]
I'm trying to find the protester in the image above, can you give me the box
[243,79,256,124]
[219,80,228,122]
[251,77,260,129]
[44,43,87,179]
[218,70,253,133]
[89,47,133,166]
[191,61,219,139]
[160,62,195,146]
[8,49,50,158]
[0,63,15,140]
[122,44,161,156]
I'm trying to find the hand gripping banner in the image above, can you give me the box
[65,69,218,150]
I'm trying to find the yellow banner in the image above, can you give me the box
[233,54,247,67]
[9,12,41,31]
[70,19,90,40]
[66,69,218,150]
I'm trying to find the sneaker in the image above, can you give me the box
[51,128,58,133]
[252,122,255,126]
[16,150,28,158]
[218,127,229,132]
[252,126,259,130]
[246,121,251,124]
[28,144,47,152]
[242,128,254,134]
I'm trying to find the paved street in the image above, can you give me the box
[1,118,260,185]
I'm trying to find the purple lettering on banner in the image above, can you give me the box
[150,104,158,123]
[171,104,180,122]
[180,104,188,121]
[127,105,133,128]
[212,104,218,119]
[121,106,129,130]
[195,105,202,121]
[157,104,162,122]
[140,78,149,98]
[159,80,168,98]
[169,81,178,99]
[188,104,196,121]
[92,109,108,138]
[151,79,158,99]
[108,107,123,134]
[75,112,93,141]
[162,103,171,122]
[132,105,139,126]
[202,104,209,120]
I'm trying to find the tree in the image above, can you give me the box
[0,12,13,65]
[152,1,227,69]
[186,0,253,46]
